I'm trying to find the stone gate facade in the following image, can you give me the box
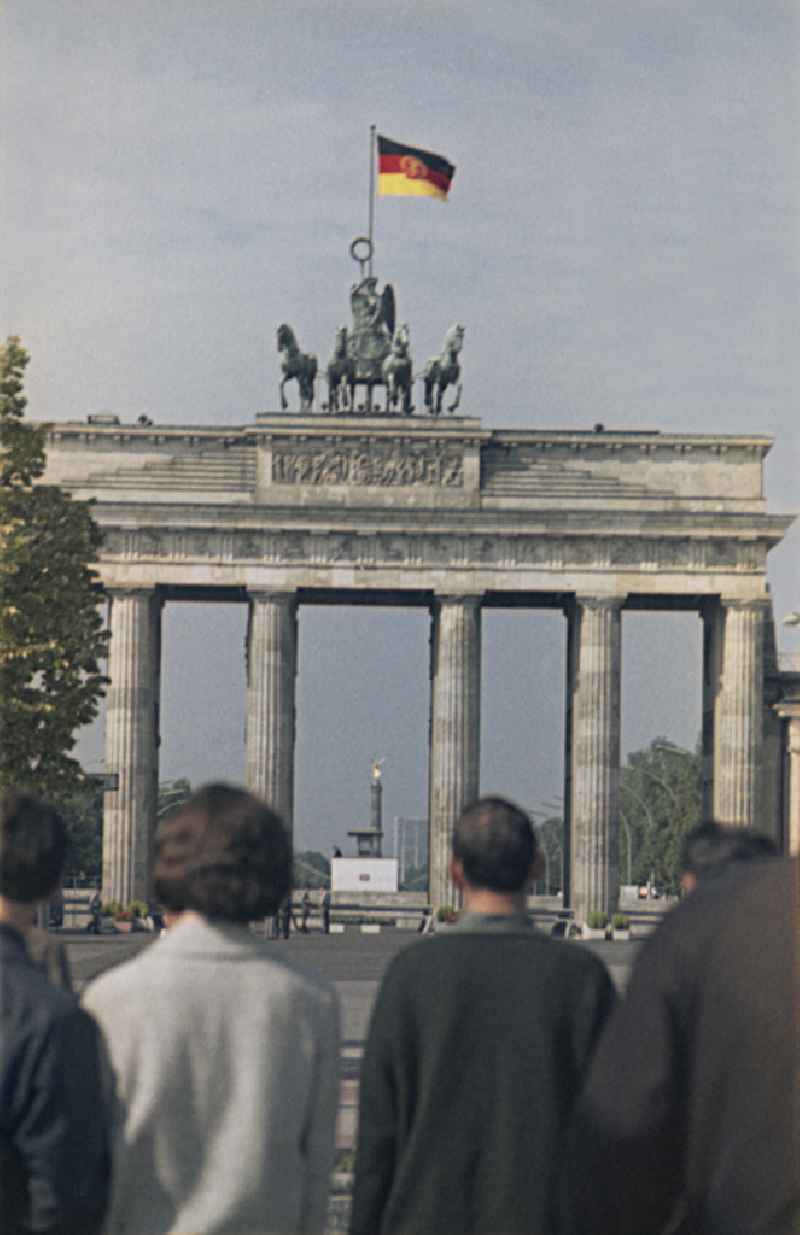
[40,413,797,921]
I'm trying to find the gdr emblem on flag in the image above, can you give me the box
[377,135,455,200]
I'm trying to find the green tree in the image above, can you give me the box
[400,862,428,892]
[0,338,109,800]
[534,816,565,894]
[619,737,702,893]
[293,850,331,888]
[157,778,193,819]
[60,778,104,879]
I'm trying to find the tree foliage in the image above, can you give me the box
[59,778,104,878]
[0,337,108,800]
[534,816,564,894]
[619,737,702,892]
[400,862,428,892]
[293,850,331,888]
[157,778,193,819]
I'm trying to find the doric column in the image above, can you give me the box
[713,599,767,827]
[701,600,723,820]
[786,716,800,855]
[103,588,161,905]
[245,592,297,838]
[759,607,783,843]
[568,596,623,925]
[428,596,481,909]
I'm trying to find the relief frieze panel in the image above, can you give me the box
[271,444,464,488]
[98,527,764,574]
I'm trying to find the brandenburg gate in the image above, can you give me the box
[41,412,795,922]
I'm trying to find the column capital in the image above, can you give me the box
[247,589,297,605]
[432,592,483,608]
[575,594,626,613]
[105,585,157,599]
[787,715,800,756]
[720,596,772,614]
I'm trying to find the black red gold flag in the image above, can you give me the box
[377,135,455,200]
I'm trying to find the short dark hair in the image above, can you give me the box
[680,821,777,883]
[453,796,537,892]
[0,790,66,903]
[153,783,291,921]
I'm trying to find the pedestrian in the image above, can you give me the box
[146,898,164,932]
[0,789,110,1234]
[83,783,340,1235]
[24,912,74,991]
[350,796,616,1235]
[563,856,799,1235]
[87,888,102,933]
[281,892,292,938]
[321,887,331,934]
[679,820,776,895]
[301,890,311,932]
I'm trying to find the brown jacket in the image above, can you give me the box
[565,858,800,1235]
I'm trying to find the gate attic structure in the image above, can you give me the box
[41,414,795,921]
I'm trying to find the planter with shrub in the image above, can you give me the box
[611,913,630,941]
[582,910,609,940]
[435,906,459,930]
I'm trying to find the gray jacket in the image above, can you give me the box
[83,916,340,1235]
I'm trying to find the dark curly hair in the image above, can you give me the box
[153,783,291,921]
[453,796,537,893]
[0,790,66,903]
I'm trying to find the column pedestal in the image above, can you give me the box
[245,592,297,838]
[103,588,161,905]
[568,597,623,926]
[428,597,481,909]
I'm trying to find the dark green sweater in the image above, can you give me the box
[351,922,616,1235]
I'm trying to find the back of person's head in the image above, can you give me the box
[0,790,66,904]
[681,820,777,886]
[153,783,291,922]
[453,796,537,892]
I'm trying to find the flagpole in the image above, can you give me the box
[368,124,376,277]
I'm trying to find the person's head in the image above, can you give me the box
[0,790,66,906]
[153,783,291,922]
[452,796,541,896]
[680,821,777,894]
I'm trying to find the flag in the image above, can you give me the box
[377,135,455,200]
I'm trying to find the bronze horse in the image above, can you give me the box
[382,323,413,416]
[422,324,464,415]
[277,323,317,412]
[326,325,355,412]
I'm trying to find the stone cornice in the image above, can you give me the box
[40,419,774,453]
[86,500,794,545]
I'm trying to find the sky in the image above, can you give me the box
[3,1,798,852]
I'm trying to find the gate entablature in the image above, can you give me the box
[39,416,792,603]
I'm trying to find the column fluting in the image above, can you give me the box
[785,716,800,855]
[569,596,623,925]
[102,588,161,905]
[714,599,767,827]
[245,592,297,838]
[428,596,481,909]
